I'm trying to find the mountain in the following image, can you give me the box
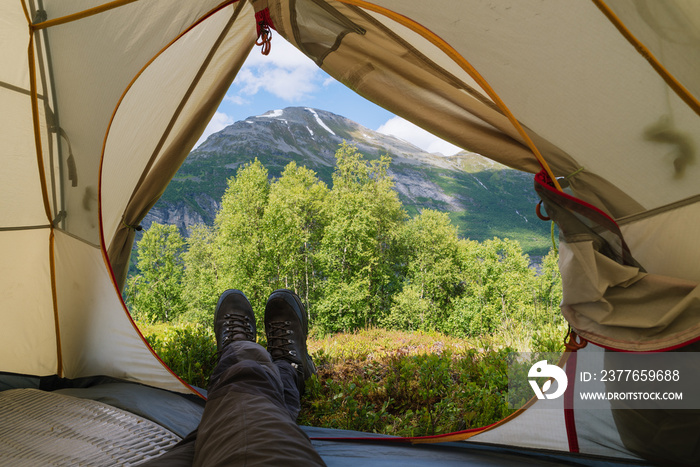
[145,107,552,256]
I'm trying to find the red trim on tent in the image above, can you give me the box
[309,422,500,444]
[563,351,579,453]
[534,170,622,236]
[254,7,275,35]
[534,170,637,266]
[254,8,274,55]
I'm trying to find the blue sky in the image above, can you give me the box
[196,34,461,156]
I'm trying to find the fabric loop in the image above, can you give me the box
[564,328,588,351]
[536,200,551,221]
[122,221,142,231]
[565,167,585,180]
[255,8,274,55]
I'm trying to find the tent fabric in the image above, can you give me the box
[535,170,700,351]
[2,0,257,391]
[104,1,257,288]
[598,0,700,114]
[1,0,700,463]
[305,426,650,467]
[264,0,700,350]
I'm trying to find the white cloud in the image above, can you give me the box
[224,94,248,105]
[195,111,234,148]
[376,117,462,156]
[230,35,323,102]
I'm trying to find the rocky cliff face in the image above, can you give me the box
[144,107,549,255]
[146,196,215,229]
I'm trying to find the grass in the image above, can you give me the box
[307,328,472,360]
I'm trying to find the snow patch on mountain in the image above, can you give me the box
[260,109,284,118]
[305,108,335,135]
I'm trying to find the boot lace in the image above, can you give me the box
[221,313,255,347]
[266,320,300,363]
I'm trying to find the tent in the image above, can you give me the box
[2,0,699,464]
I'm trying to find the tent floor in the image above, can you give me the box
[304,427,652,467]
[0,376,652,466]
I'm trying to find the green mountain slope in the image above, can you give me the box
[146,107,552,256]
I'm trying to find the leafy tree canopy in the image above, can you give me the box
[126,223,186,323]
[126,144,562,340]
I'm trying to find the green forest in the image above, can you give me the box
[126,143,565,436]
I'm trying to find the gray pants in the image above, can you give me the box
[141,341,326,466]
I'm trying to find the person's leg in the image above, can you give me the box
[275,359,301,420]
[192,340,324,466]
[137,288,259,467]
[190,290,325,467]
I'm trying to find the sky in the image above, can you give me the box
[196,34,462,156]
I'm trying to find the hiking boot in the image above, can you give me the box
[264,289,316,394]
[214,289,256,352]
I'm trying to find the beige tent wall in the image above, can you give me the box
[363,0,700,212]
[55,230,188,392]
[604,0,700,103]
[38,1,243,246]
[100,6,247,249]
[0,0,254,391]
[0,89,47,226]
[0,229,56,376]
[470,404,569,452]
[1,2,56,227]
[1,2,56,377]
[103,2,257,288]
[620,201,700,283]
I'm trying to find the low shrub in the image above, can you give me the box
[531,321,568,353]
[140,321,217,389]
[140,325,547,435]
[299,330,515,436]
